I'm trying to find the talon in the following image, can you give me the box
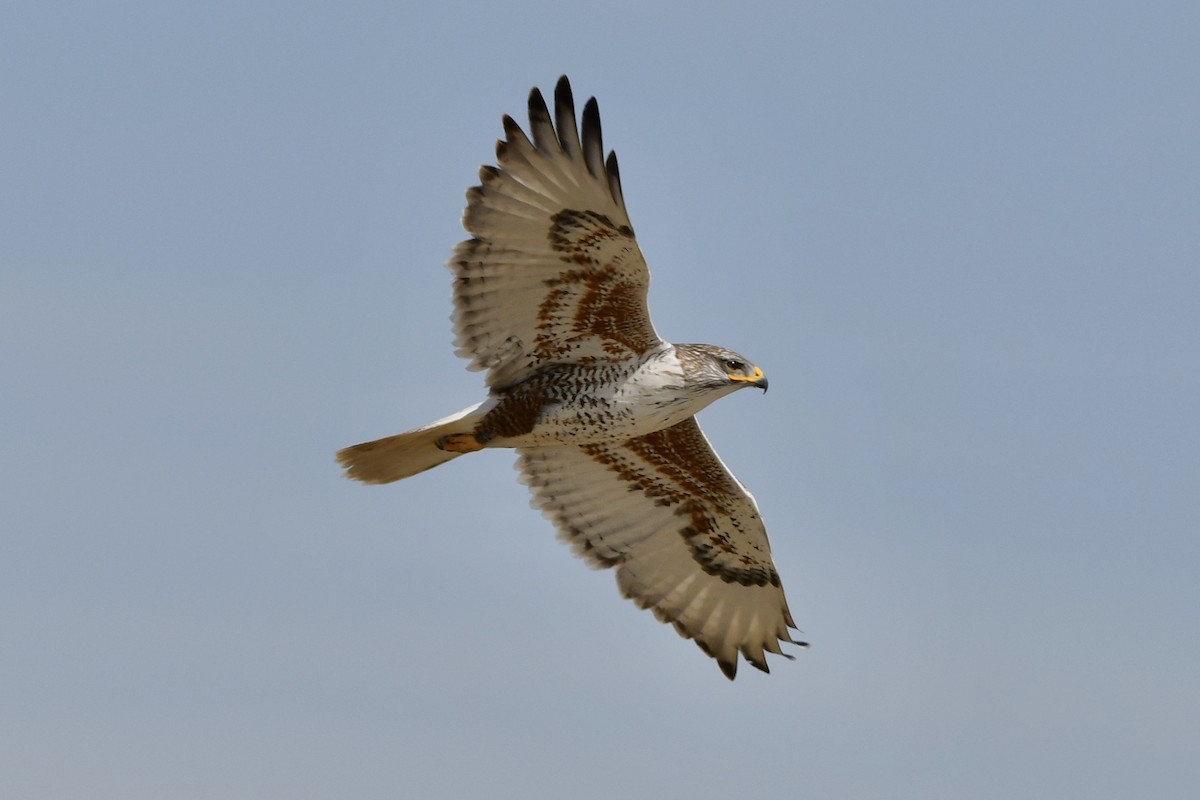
[437,433,486,454]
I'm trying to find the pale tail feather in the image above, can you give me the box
[336,400,494,484]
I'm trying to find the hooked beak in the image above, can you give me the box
[728,365,768,393]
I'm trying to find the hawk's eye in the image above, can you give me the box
[724,358,746,372]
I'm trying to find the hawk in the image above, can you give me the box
[337,76,805,679]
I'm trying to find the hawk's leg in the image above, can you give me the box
[436,432,490,453]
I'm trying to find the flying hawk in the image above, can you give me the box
[337,76,804,679]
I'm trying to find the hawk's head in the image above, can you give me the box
[674,343,768,395]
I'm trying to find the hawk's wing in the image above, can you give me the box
[450,76,663,389]
[517,417,804,679]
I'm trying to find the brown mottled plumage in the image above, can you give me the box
[337,77,804,679]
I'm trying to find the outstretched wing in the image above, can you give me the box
[450,76,663,389]
[517,417,804,679]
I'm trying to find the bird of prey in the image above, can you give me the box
[337,76,804,679]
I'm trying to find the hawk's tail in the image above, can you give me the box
[336,400,493,485]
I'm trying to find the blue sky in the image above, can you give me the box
[3,1,1198,797]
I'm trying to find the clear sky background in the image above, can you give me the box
[3,1,1198,798]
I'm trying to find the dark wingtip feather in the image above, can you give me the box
[526,86,556,152]
[553,76,580,158]
[527,87,548,122]
[501,114,522,139]
[555,74,572,103]
[580,96,605,179]
[696,638,739,680]
[605,151,625,210]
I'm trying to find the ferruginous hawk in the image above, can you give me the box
[337,76,804,679]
